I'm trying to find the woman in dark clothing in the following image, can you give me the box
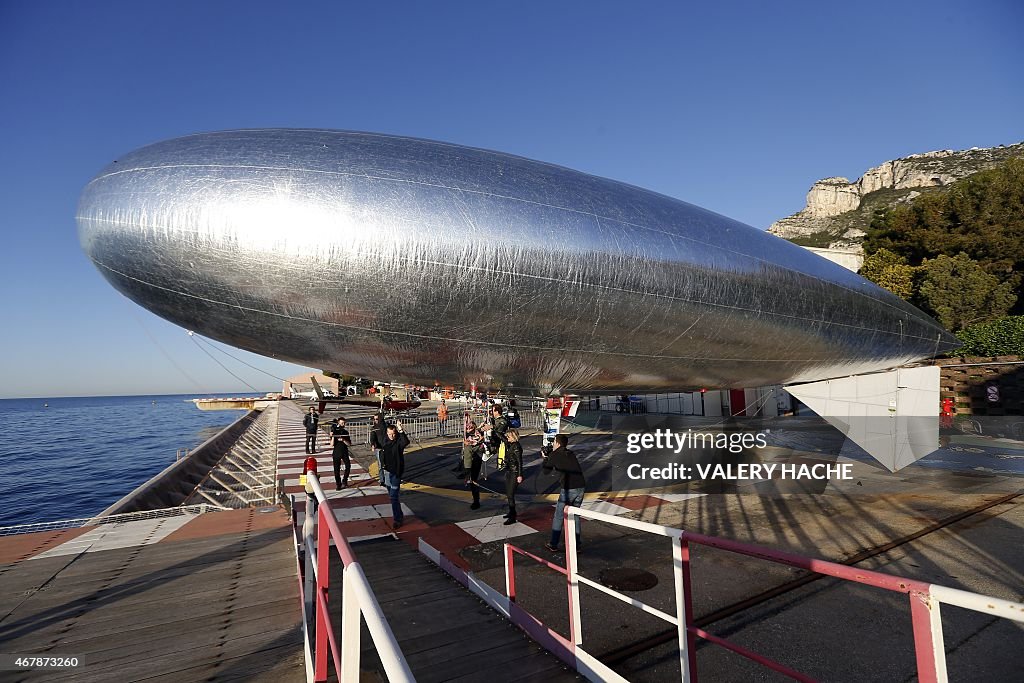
[502,429,524,525]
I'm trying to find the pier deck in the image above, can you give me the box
[336,536,580,682]
[0,508,303,683]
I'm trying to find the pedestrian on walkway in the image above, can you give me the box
[437,399,449,436]
[303,406,319,454]
[380,421,410,529]
[462,418,484,509]
[542,434,586,552]
[486,403,510,456]
[369,412,388,481]
[502,429,524,525]
[369,412,387,449]
[331,417,352,488]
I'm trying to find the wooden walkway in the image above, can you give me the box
[330,536,580,683]
[0,508,303,683]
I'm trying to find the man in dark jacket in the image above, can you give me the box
[368,412,387,449]
[380,422,410,529]
[487,404,510,454]
[303,407,319,454]
[542,434,586,552]
[330,417,352,488]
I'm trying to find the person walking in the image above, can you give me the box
[502,429,524,525]
[369,412,388,481]
[436,399,449,436]
[330,417,352,488]
[303,407,320,454]
[543,434,586,552]
[380,421,410,529]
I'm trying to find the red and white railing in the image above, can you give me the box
[504,505,1024,683]
[293,472,414,683]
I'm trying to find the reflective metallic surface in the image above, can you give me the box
[77,130,959,394]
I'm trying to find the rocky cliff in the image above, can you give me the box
[768,142,1024,250]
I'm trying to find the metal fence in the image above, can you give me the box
[343,407,546,445]
[183,404,280,508]
[504,506,1024,683]
[0,503,229,537]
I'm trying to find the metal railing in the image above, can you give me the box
[343,408,545,445]
[184,404,280,508]
[0,503,229,536]
[505,506,1024,683]
[295,473,414,683]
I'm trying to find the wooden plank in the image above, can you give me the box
[1,524,304,683]
[380,618,526,657]
[349,537,581,682]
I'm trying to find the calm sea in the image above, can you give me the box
[0,394,250,527]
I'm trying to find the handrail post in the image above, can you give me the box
[303,488,317,625]
[566,507,582,647]
[340,565,360,682]
[505,543,516,603]
[673,536,696,682]
[314,492,330,681]
[909,589,945,683]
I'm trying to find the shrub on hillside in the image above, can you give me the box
[955,316,1024,356]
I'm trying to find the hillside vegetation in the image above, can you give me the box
[859,157,1024,351]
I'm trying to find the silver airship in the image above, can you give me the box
[76,129,958,395]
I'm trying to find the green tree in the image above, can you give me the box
[859,248,916,299]
[955,316,1024,356]
[864,156,1024,310]
[917,253,1017,331]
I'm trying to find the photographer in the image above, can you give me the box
[462,418,484,510]
[542,434,586,552]
[380,421,410,529]
[486,403,510,455]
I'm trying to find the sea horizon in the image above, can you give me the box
[0,394,251,527]
[0,389,279,401]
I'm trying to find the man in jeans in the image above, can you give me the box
[542,434,586,552]
[379,422,410,529]
[303,406,319,454]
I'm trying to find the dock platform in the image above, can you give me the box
[0,508,303,683]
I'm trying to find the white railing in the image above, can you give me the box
[296,473,414,683]
[505,505,1024,683]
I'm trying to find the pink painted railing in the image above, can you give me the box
[295,474,414,683]
[504,505,1024,683]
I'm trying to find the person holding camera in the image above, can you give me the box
[461,418,485,509]
[543,434,586,552]
[380,421,410,529]
[487,403,510,455]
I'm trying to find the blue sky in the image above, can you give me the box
[1,0,1021,399]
